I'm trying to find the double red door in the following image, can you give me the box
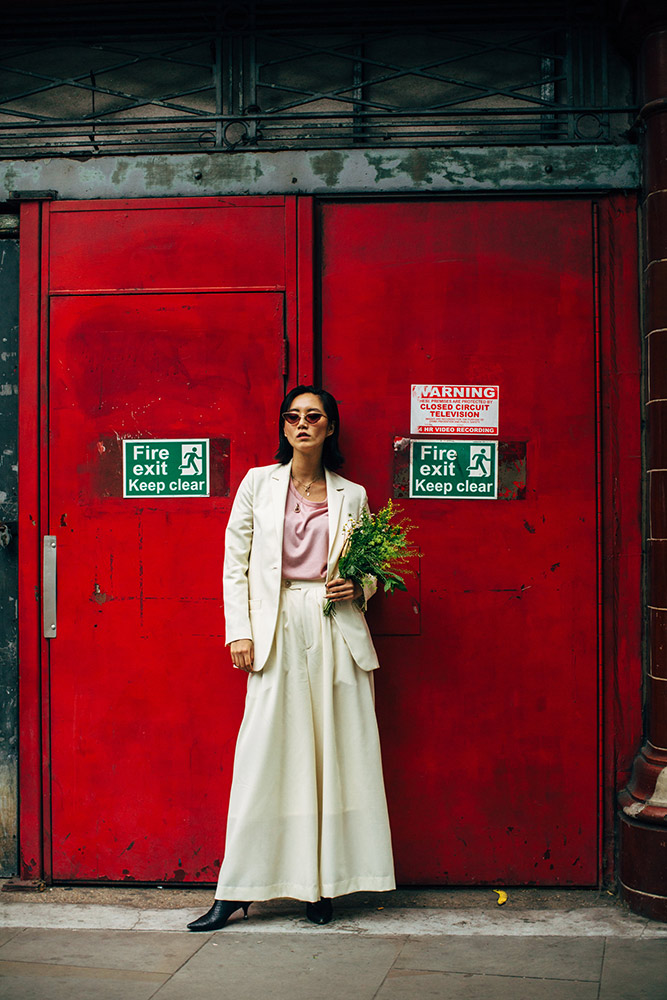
[20,195,638,885]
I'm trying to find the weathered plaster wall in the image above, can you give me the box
[0,145,640,201]
[0,236,18,876]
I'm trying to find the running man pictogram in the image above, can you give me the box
[467,446,490,477]
[180,444,203,476]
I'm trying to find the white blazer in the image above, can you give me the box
[223,461,380,673]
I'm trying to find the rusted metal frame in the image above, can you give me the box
[599,25,610,142]
[0,106,634,135]
[540,35,561,140]
[81,91,218,120]
[565,13,577,140]
[226,34,235,116]
[251,25,575,111]
[0,129,632,156]
[214,34,223,148]
[592,201,605,884]
[400,82,571,114]
[251,28,573,112]
[0,86,216,126]
[0,67,215,123]
[255,62,569,116]
[17,201,43,880]
[243,33,259,146]
[351,42,365,144]
[254,23,571,76]
[0,14,629,152]
[0,40,213,105]
[246,31,258,111]
[3,105,634,129]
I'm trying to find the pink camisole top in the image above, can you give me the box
[282,479,329,580]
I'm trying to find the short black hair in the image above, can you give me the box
[275,385,344,470]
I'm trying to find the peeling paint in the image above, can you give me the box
[645,765,667,808]
[0,147,640,199]
[310,150,346,188]
[623,800,645,818]
[144,157,178,190]
[0,237,18,877]
[90,583,107,605]
[365,152,401,183]
[110,160,130,185]
[401,149,436,185]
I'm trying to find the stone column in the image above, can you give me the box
[618,3,667,922]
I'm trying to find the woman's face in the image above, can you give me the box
[282,392,334,459]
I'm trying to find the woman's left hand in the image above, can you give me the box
[325,577,363,603]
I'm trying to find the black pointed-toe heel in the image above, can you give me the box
[187,900,251,932]
[305,897,333,925]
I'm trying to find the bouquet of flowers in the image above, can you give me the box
[323,499,417,618]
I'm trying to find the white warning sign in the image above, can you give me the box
[411,384,499,436]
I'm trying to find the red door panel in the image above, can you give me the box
[49,199,286,292]
[49,291,284,881]
[321,200,599,884]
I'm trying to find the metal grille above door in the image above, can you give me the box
[0,1,635,157]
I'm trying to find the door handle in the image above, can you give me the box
[43,535,57,638]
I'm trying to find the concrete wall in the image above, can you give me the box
[0,232,19,876]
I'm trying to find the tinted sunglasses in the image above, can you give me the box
[282,410,327,425]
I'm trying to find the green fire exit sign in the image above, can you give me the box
[123,439,210,498]
[409,440,498,499]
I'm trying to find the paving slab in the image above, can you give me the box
[599,938,667,1000]
[151,932,405,1000]
[394,935,604,980]
[0,927,23,947]
[0,927,205,973]
[0,903,140,931]
[0,962,167,1000]
[376,970,599,1000]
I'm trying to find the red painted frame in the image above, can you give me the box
[17,201,42,880]
[17,193,641,883]
[596,194,642,883]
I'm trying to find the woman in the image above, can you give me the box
[188,386,395,931]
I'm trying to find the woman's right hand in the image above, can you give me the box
[229,639,255,673]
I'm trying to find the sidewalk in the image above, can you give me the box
[1,887,666,999]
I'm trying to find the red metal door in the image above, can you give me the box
[20,195,638,886]
[320,199,602,884]
[41,199,293,881]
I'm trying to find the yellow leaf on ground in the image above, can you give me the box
[493,889,508,905]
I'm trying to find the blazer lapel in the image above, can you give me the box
[326,469,346,580]
[271,461,292,547]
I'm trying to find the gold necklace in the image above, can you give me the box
[291,472,323,512]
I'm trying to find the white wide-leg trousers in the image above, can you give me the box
[215,580,395,902]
